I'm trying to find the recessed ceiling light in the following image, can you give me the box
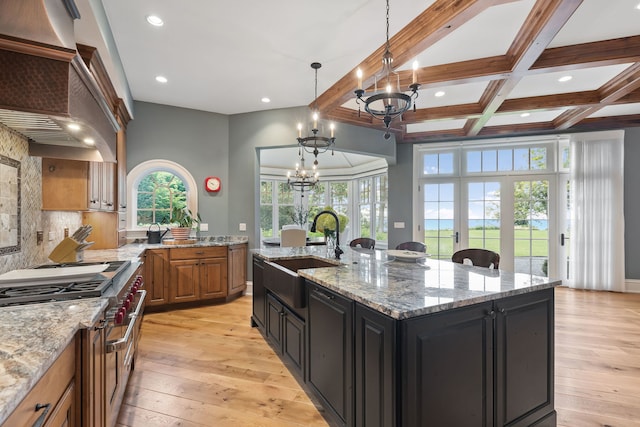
[558,75,572,82]
[146,15,164,26]
[67,123,81,131]
[520,112,531,118]
[155,75,168,83]
[636,2,640,10]
[261,97,271,103]
[434,91,445,97]
[83,138,95,146]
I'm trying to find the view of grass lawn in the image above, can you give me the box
[425,228,549,258]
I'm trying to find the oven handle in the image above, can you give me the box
[106,289,146,353]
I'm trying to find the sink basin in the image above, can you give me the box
[264,257,339,308]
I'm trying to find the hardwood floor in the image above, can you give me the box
[116,287,640,427]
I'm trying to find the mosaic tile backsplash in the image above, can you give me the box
[0,124,82,273]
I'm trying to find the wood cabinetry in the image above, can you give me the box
[80,316,106,427]
[116,116,127,212]
[169,247,227,302]
[3,338,77,427]
[144,244,247,309]
[145,249,170,306]
[42,158,115,212]
[307,282,354,426]
[228,244,247,296]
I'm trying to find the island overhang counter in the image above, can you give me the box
[252,246,560,427]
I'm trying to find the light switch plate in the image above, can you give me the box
[393,222,405,229]
[239,223,247,231]
[48,231,55,241]
[199,223,209,231]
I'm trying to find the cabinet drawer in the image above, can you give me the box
[118,212,127,230]
[4,339,76,427]
[170,246,226,260]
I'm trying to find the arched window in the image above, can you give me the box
[127,160,198,230]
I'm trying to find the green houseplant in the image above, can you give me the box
[165,205,201,240]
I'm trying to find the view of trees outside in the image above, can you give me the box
[374,175,388,241]
[137,171,187,226]
[358,178,371,238]
[260,181,274,237]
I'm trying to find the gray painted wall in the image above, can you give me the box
[126,102,230,235]
[125,100,640,279]
[624,127,640,279]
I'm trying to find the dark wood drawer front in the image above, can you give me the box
[170,247,226,260]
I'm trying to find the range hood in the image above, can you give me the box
[0,0,118,162]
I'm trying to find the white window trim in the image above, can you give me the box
[127,159,199,230]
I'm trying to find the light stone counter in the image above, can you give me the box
[252,246,561,320]
[0,298,107,424]
[0,235,249,424]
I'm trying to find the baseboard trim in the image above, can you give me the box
[625,279,640,293]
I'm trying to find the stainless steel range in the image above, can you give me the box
[0,260,131,307]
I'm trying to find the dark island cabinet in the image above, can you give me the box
[402,287,555,427]
[307,282,354,427]
[266,294,306,376]
[354,304,397,427]
[495,288,556,427]
[402,301,494,427]
[252,255,266,331]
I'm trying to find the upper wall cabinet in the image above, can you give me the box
[42,158,115,212]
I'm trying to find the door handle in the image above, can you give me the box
[451,231,459,243]
[560,233,566,246]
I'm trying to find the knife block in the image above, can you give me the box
[49,237,85,263]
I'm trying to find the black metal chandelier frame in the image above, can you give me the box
[287,154,318,197]
[354,0,420,139]
[297,62,335,165]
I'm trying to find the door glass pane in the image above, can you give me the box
[514,179,549,276]
[467,181,500,253]
[424,183,455,260]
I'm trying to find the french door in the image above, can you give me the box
[420,174,562,277]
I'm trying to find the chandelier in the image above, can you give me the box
[354,0,420,139]
[297,62,335,166]
[287,154,319,198]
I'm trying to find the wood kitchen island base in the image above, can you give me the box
[251,248,559,427]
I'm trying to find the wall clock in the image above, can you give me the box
[204,176,221,192]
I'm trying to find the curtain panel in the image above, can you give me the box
[570,130,625,291]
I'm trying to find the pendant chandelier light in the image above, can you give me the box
[297,62,335,166]
[354,0,420,139]
[287,154,319,198]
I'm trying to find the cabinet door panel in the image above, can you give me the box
[495,288,555,426]
[228,245,247,295]
[283,308,305,374]
[169,260,199,302]
[252,256,266,330]
[266,294,283,349]
[355,304,396,427]
[200,257,227,299]
[402,302,493,427]
[307,283,353,425]
[145,249,169,306]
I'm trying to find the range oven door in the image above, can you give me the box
[105,288,146,427]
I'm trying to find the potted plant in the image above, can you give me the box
[164,205,201,240]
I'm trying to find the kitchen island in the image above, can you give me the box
[252,246,560,427]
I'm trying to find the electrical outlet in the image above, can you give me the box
[200,223,209,231]
[48,231,55,241]
[239,223,247,231]
[393,222,405,229]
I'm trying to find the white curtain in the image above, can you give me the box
[570,130,625,291]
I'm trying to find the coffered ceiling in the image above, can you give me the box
[90,0,640,143]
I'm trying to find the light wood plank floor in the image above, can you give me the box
[116,287,640,427]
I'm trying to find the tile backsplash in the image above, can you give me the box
[0,124,82,273]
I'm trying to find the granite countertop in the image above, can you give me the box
[252,246,561,320]
[0,235,249,424]
[129,235,248,248]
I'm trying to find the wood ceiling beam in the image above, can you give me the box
[465,0,583,137]
[498,91,600,113]
[313,0,514,113]
[531,35,640,73]
[554,63,640,129]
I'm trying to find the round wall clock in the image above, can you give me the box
[204,176,221,192]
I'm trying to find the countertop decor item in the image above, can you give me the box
[164,205,201,241]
